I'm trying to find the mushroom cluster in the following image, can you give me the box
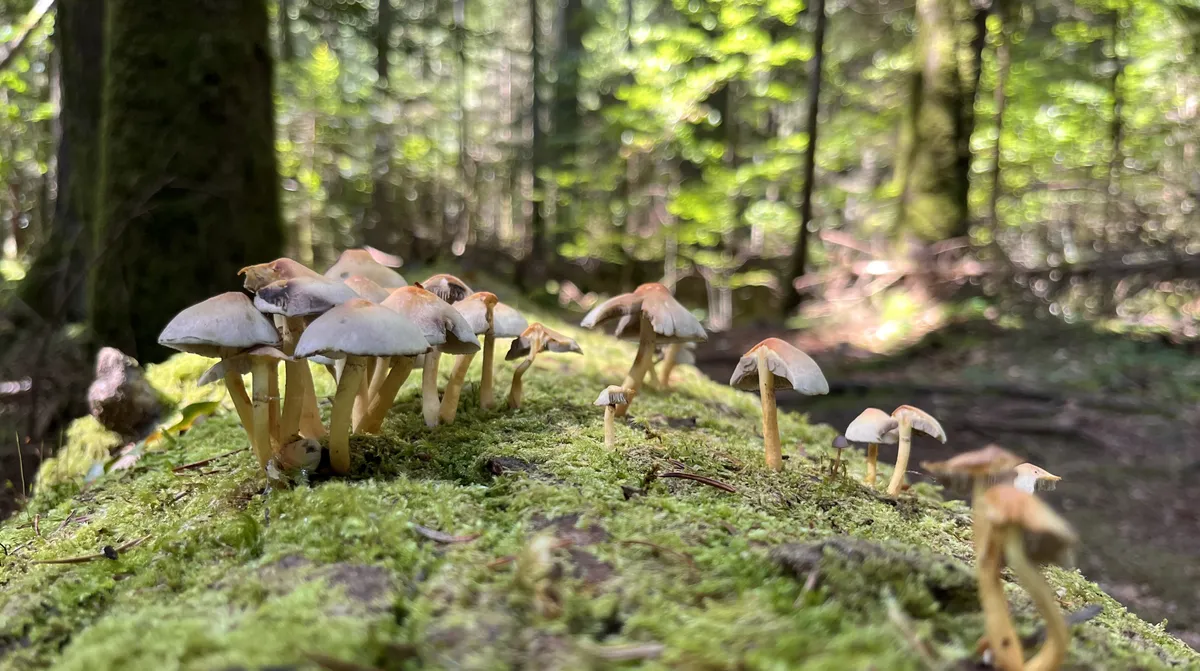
[158,253,537,477]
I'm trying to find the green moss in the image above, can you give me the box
[1,305,1196,670]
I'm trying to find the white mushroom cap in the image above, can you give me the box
[325,249,407,288]
[455,292,500,335]
[158,292,281,359]
[582,283,707,344]
[381,286,481,354]
[295,298,431,359]
[239,258,321,293]
[344,275,392,304]
[729,338,829,395]
[889,405,947,443]
[420,274,473,304]
[594,385,631,407]
[253,276,359,317]
[845,408,899,444]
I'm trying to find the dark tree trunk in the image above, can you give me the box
[454,0,474,253]
[1105,8,1124,243]
[90,0,284,362]
[781,0,826,314]
[551,0,587,251]
[18,0,104,326]
[988,1,1010,228]
[895,0,971,242]
[279,0,296,63]
[517,0,545,289]
[365,0,400,254]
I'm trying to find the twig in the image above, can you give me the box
[30,534,151,565]
[619,539,697,571]
[171,447,247,472]
[657,471,738,493]
[413,524,481,544]
[883,588,940,668]
[48,511,75,538]
[33,514,40,537]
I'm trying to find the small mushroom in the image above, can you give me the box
[505,323,582,409]
[829,435,850,478]
[239,257,322,293]
[886,405,947,496]
[729,338,829,472]
[656,342,696,389]
[377,286,480,429]
[158,292,282,470]
[295,299,429,473]
[580,283,707,416]
[420,273,473,304]
[439,291,499,423]
[844,408,898,487]
[980,485,1079,671]
[325,249,407,288]
[1012,462,1062,493]
[594,385,632,449]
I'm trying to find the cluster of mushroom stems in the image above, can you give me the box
[159,249,580,477]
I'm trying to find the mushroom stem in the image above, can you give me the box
[358,356,416,433]
[438,353,476,424]
[480,334,497,409]
[297,361,325,439]
[978,526,1025,671]
[507,340,542,410]
[421,349,442,427]
[267,364,281,449]
[887,415,913,496]
[249,359,274,470]
[756,347,783,472]
[223,368,257,454]
[603,405,616,448]
[352,359,373,431]
[660,343,682,389]
[366,356,389,401]
[1005,529,1069,671]
[329,356,366,475]
[616,313,655,417]
[864,443,879,486]
[279,317,308,440]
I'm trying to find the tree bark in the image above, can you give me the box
[1105,8,1125,244]
[781,0,827,315]
[988,1,1010,228]
[551,0,588,251]
[517,0,545,289]
[90,0,284,362]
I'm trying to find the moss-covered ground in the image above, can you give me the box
[1,304,1196,670]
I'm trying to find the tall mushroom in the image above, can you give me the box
[886,405,947,496]
[505,323,583,409]
[844,407,898,487]
[294,299,428,473]
[420,273,472,304]
[378,286,480,428]
[253,276,358,441]
[981,485,1079,671]
[342,274,396,415]
[437,291,498,423]
[449,292,529,413]
[594,386,631,449]
[922,444,1024,543]
[158,292,282,470]
[580,283,707,416]
[729,338,829,472]
[240,257,322,293]
[1012,462,1062,494]
[325,248,407,288]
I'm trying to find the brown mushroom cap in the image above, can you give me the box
[158,292,281,359]
[729,338,829,395]
[253,276,359,317]
[420,274,473,304]
[325,249,407,288]
[505,323,583,360]
[889,405,947,443]
[983,485,1079,565]
[922,444,1023,480]
[594,385,631,407]
[294,298,430,359]
[455,292,501,335]
[845,408,900,444]
[239,258,322,293]
[582,283,707,344]
[381,286,481,354]
[344,275,392,304]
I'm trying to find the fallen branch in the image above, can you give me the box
[30,534,151,565]
[172,447,248,472]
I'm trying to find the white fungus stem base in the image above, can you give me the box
[422,349,442,428]
[480,335,497,409]
[887,417,913,496]
[616,314,655,417]
[329,356,366,475]
[439,353,476,424]
[757,347,782,472]
[358,356,416,434]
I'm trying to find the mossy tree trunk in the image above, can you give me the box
[894,0,971,242]
[18,0,105,326]
[90,0,283,362]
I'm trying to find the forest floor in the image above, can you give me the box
[696,311,1200,649]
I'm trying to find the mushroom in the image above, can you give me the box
[594,385,632,449]
[438,291,499,423]
[342,274,396,413]
[980,485,1079,671]
[239,257,322,293]
[1012,462,1062,494]
[886,405,947,496]
[729,338,829,472]
[377,286,480,429]
[657,342,696,390]
[343,274,392,304]
[449,292,528,413]
[325,249,407,288]
[253,275,359,441]
[420,273,473,304]
[829,435,850,478]
[294,299,428,473]
[580,283,707,416]
[158,292,282,470]
[505,323,582,409]
[844,408,899,487]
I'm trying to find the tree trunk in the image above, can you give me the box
[517,0,545,289]
[895,0,970,242]
[988,1,1010,228]
[781,0,827,315]
[90,0,284,362]
[1105,8,1124,244]
[552,0,587,251]
[364,0,399,253]
[18,0,104,326]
